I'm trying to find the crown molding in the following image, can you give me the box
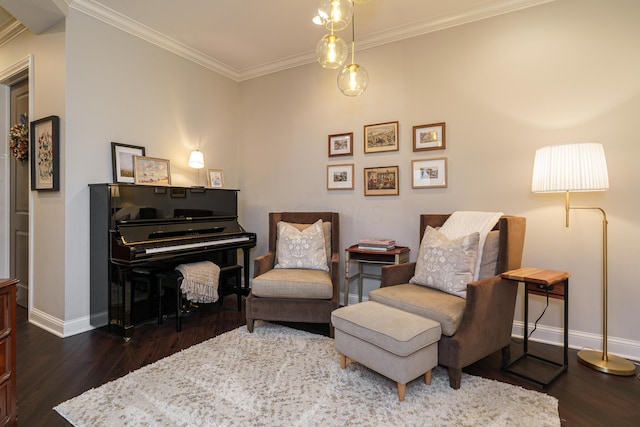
[69,0,240,81]
[0,18,27,49]
[69,0,554,82]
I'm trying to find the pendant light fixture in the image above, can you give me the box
[315,22,348,69]
[316,0,353,31]
[337,6,368,96]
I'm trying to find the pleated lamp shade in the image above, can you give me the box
[532,143,609,193]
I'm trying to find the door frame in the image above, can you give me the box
[1,54,34,312]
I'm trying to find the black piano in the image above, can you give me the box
[89,183,256,339]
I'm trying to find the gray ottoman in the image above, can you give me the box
[331,301,441,401]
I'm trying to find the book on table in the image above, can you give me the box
[358,238,395,251]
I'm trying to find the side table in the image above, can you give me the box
[501,267,570,387]
[344,245,410,306]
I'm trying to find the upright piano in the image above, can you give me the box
[89,183,256,339]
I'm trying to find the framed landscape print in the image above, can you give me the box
[111,142,146,183]
[327,163,354,190]
[207,169,225,188]
[328,132,353,157]
[412,157,448,188]
[133,156,171,186]
[30,115,60,191]
[413,122,446,152]
[364,121,399,153]
[364,165,399,196]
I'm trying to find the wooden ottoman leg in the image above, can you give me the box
[397,383,406,401]
[339,353,347,369]
[425,369,432,385]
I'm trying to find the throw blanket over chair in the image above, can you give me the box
[370,213,526,389]
[246,212,340,336]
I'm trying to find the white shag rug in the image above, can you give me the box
[55,322,560,427]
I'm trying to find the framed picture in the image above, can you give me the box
[207,169,225,188]
[364,121,399,153]
[327,163,354,190]
[170,187,186,198]
[133,156,171,186]
[30,115,60,191]
[412,157,448,188]
[413,122,446,152]
[111,142,146,183]
[364,166,399,196]
[328,132,353,157]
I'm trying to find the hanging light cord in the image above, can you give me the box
[350,6,356,64]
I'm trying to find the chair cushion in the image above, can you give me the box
[275,219,329,272]
[409,226,479,298]
[369,284,466,336]
[478,230,499,279]
[251,268,333,299]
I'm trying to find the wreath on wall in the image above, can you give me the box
[9,113,29,162]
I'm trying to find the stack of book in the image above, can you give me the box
[358,238,396,251]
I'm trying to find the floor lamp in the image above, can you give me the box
[531,142,635,376]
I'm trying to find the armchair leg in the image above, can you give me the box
[329,324,335,338]
[448,367,462,389]
[501,345,511,365]
[247,318,254,333]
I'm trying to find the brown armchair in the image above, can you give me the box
[370,214,526,389]
[246,212,340,336]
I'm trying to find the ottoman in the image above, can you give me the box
[331,301,441,401]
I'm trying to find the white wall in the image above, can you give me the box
[239,0,640,359]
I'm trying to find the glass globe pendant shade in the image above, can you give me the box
[316,34,348,69]
[317,0,353,31]
[338,63,369,96]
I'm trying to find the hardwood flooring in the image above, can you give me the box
[16,298,640,426]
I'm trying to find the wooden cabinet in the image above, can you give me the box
[0,279,17,426]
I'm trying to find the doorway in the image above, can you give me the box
[2,66,29,308]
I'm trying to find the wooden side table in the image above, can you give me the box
[344,245,410,306]
[501,267,570,387]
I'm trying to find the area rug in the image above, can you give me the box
[55,322,560,426]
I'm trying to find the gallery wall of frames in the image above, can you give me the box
[326,121,447,195]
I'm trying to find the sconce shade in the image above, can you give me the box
[317,0,353,31]
[531,143,609,193]
[316,34,348,69]
[337,63,368,97]
[188,150,204,169]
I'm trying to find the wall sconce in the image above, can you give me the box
[531,142,635,376]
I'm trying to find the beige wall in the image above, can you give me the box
[239,0,640,359]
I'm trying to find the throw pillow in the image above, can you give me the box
[409,226,480,298]
[275,219,329,271]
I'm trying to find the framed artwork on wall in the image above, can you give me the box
[328,132,353,157]
[413,122,446,152]
[364,121,399,153]
[133,156,171,186]
[412,157,448,188]
[327,163,354,190]
[207,169,225,188]
[364,165,399,196]
[111,142,146,183]
[30,115,60,191]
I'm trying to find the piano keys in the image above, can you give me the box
[89,183,256,339]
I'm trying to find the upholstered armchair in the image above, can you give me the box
[370,214,526,389]
[246,212,340,336]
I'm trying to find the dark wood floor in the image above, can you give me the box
[16,298,640,427]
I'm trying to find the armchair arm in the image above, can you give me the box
[329,252,340,303]
[380,262,417,287]
[439,275,518,368]
[253,251,275,278]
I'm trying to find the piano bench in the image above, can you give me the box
[157,265,244,332]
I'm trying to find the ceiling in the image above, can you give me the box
[1,0,554,80]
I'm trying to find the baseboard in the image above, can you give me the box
[29,307,95,338]
[340,292,640,362]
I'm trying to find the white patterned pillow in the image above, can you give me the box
[275,219,329,272]
[409,226,480,298]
